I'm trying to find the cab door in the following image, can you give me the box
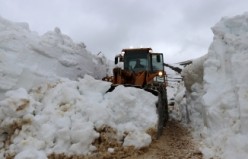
[150,53,165,82]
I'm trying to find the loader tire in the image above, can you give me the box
[156,86,169,139]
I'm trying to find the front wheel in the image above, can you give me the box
[156,92,164,139]
[156,86,168,139]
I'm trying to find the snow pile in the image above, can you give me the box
[0,16,157,158]
[179,12,248,158]
[0,16,110,100]
[0,75,157,158]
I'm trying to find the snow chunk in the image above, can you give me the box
[108,148,115,153]
[15,148,47,159]
[123,131,152,148]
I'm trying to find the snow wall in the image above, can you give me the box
[181,12,248,159]
[0,16,110,100]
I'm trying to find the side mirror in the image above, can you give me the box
[115,57,118,64]
[156,55,161,62]
[120,56,124,62]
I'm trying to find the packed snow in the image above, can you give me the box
[177,12,248,159]
[1,10,248,159]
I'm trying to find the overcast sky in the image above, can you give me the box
[0,0,248,63]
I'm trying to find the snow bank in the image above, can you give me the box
[0,16,110,100]
[179,12,248,158]
[176,56,207,124]
[0,75,157,158]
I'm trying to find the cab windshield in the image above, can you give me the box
[124,52,148,72]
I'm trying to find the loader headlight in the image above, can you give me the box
[158,71,163,76]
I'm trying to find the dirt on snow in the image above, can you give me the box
[5,120,203,159]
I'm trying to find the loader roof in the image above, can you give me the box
[122,48,152,52]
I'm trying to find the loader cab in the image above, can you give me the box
[114,48,165,81]
[122,48,164,70]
